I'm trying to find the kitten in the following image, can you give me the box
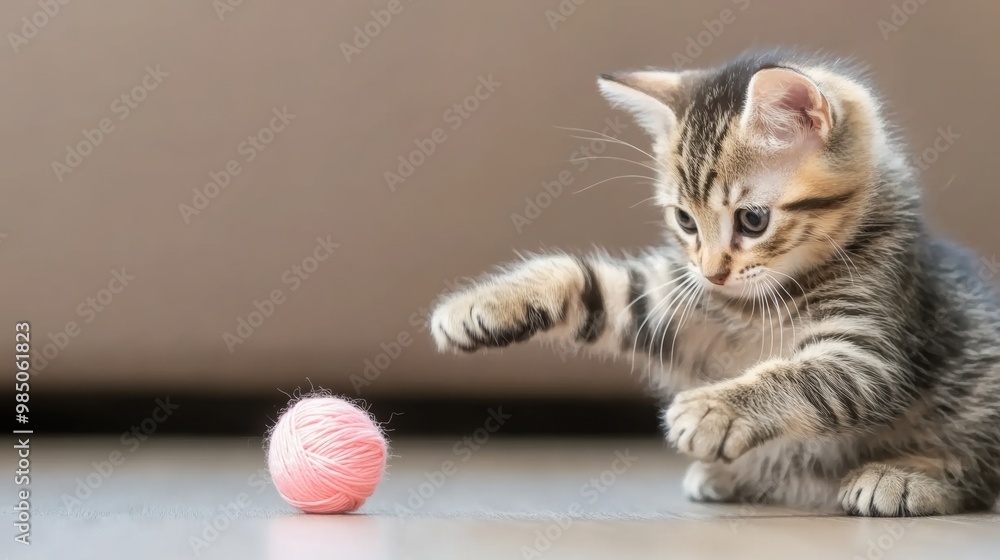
[429,49,1000,516]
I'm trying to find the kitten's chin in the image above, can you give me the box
[701,279,752,300]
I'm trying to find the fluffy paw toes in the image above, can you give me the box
[839,463,960,516]
[665,391,760,463]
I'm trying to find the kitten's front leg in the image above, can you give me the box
[431,253,674,356]
[666,321,909,463]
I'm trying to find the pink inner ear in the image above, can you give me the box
[775,84,812,126]
[771,80,827,133]
[747,70,829,149]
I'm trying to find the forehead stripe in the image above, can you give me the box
[701,169,718,204]
[675,164,690,195]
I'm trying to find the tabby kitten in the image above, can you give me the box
[429,50,1000,516]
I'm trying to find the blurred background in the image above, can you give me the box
[2,0,998,435]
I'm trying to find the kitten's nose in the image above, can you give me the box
[705,270,730,285]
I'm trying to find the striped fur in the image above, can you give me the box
[430,50,1000,516]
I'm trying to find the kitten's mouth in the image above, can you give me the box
[699,266,769,299]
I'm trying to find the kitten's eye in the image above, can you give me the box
[675,209,697,233]
[736,208,770,237]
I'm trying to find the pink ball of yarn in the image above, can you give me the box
[266,396,387,514]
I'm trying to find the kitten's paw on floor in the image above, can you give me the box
[683,461,739,502]
[430,285,557,353]
[839,463,961,516]
[665,390,760,463]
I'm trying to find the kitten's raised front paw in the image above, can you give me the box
[665,388,762,463]
[683,461,739,502]
[430,284,558,353]
[839,463,961,516]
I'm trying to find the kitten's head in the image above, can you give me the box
[598,51,885,298]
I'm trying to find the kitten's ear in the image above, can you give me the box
[739,68,833,152]
[597,71,681,146]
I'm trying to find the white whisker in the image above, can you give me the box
[756,282,767,363]
[764,272,800,348]
[668,281,704,372]
[629,195,660,209]
[762,277,782,358]
[651,277,699,369]
[761,279,775,359]
[653,278,699,369]
[803,229,859,285]
[572,174,657,195]
[621,270,690,315]
[569,155,665,175]
[557,126,660,162]
[763,267,810,314]
[629,274,693,375]
[824,233,861,283]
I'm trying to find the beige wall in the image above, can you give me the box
[2,0,998,397]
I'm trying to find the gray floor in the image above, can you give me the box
[3,437,999,559]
